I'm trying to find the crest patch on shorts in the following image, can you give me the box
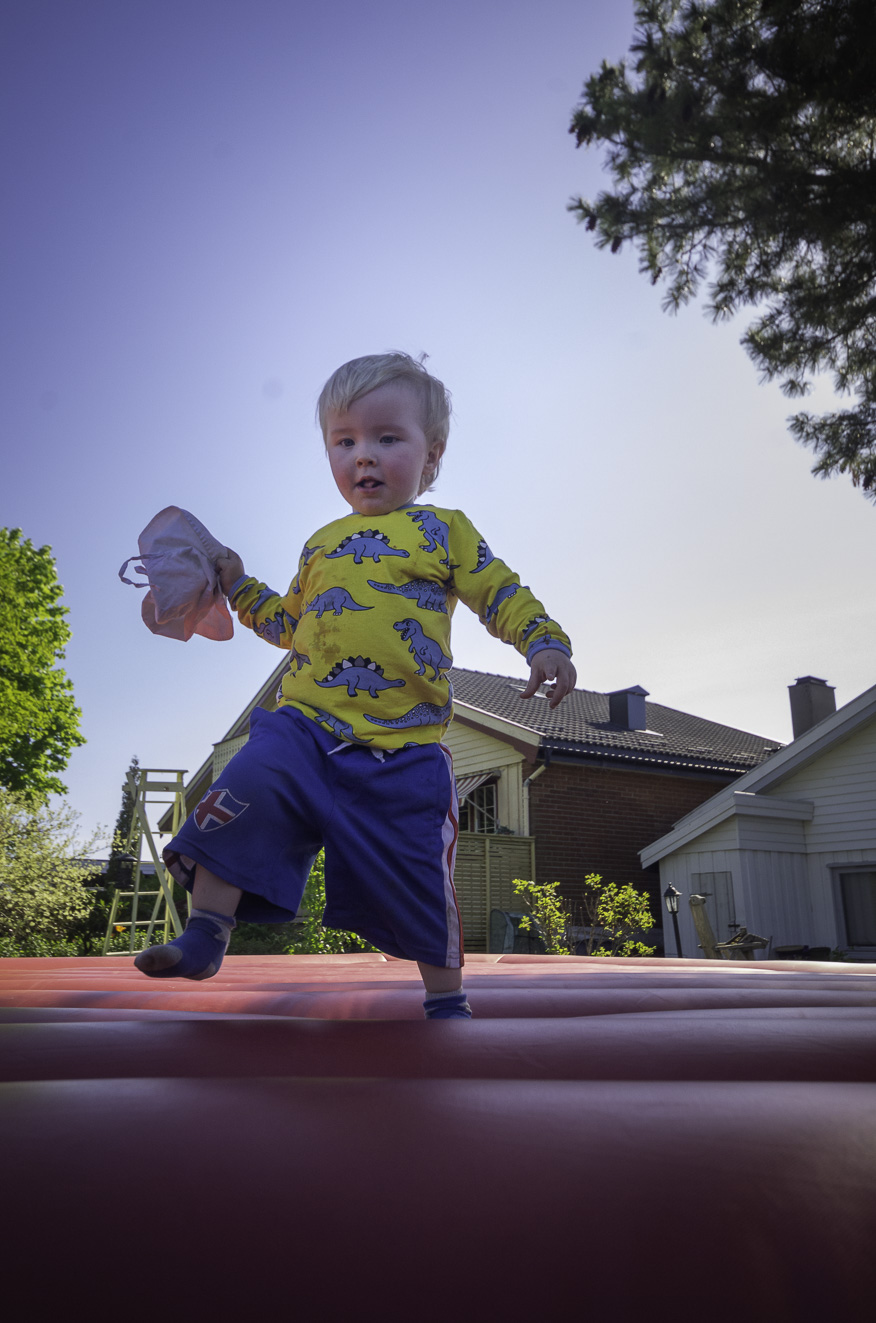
[194,787,250,832]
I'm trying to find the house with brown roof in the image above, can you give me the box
[162,661,780,952]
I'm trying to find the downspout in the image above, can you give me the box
[522,762,547,837]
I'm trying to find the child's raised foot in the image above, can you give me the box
[134,910,236,980]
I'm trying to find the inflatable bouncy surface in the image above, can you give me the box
[2,952,875,1321]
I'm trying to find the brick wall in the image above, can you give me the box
[529,761,735,914]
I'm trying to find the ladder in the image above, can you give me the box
[102,769,189,954]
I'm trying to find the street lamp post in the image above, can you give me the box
[663,883,683,959]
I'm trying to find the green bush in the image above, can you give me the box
[512,878,571,953]
[282,851,377,954]
[229,921,302,955]
[0,934,81,958]
[513,872,656,958]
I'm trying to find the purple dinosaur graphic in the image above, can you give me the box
[326,530,410,565]
[365,698,453,729]
[253,610,296,647]
[312,708,373,744]
[289,643,310,671]
[316,656,405,698]
[483,582,521,624]
[367,579,448,612]
[471,539,496,574]
[394,618,452,681]
[522,614,551,642]
[274,648,311,703]
[292,542,326,595]
[406,509,450,565]
[304,588,372,618]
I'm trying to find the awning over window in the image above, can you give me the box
[454,772,494,803]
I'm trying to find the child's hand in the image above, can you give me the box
[216,548,246,597]
[521,650,577,710]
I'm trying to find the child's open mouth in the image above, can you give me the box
[357,479,383,489]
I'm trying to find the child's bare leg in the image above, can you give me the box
[418,961,471,1019]
[418,962,463,994]
[134,865,241,981]
[192,867,243,916]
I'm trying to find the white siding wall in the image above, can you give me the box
[736,816,808,852]
[656,717,876,956]
[780,721,876,853]
[736,850,812,948]
[658,848,743,958]
[658,845,812,954]
[444,723,526,834]
[674,817,740,852]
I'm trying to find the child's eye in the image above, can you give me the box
[379,434,400,445]
[337,437,355,447]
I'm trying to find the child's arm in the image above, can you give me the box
[216,548,302,650]
[520,648,577,710]
[449,512,575,703]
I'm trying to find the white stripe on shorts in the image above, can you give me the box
[438,743,463,966]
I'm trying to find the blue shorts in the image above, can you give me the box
[163,705,463,967]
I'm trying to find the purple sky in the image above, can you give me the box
[3,0,874,844]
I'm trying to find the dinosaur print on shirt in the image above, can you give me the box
[472,540,496,574]
[394,619,452,681]
[326,531,409,565]
[367,579,448,612]
[365,698,454,729]
[406,509,450,565]
[304,588,373,618]
[316,657,405,698]
[484,582,520,624]
[231,505,571,749]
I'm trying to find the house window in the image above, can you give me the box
[459,781,499,834]
[838,870,876,947]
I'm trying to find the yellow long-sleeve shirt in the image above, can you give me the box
[230,504,572,749]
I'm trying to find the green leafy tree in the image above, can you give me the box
[0,787,98,955]
[0,528,84,798]
[569,0,876,497]
[513,873,656,957]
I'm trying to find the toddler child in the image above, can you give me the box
[135,352,576,1017]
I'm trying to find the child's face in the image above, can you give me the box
[326,381,442,517]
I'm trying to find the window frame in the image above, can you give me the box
[832,864,876,954]
[458,779,500,835]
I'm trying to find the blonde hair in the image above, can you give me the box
[317,351,451,493]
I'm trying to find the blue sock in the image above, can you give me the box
[423,987,472,1019]
[134,909,236,981]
